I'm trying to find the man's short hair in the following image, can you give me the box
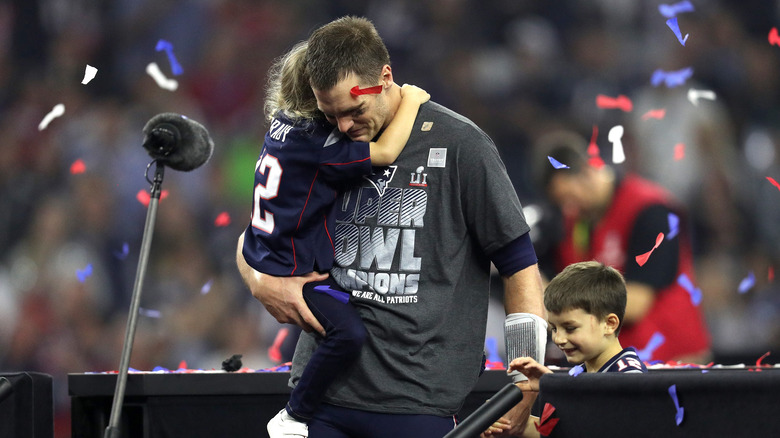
[305,16,390,90]
[544,261,627,334]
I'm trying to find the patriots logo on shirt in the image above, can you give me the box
[364,165,397,196]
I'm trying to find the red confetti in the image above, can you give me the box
[177,360,188,370]
[767,177,780,192]
[636,232,665,267]
[756,351,771,368]
[70,159,86,174]
[535,403,560,436]
[136,189,169,207]
[769,27,780,46]
[641,108,667,120]
[214,211,231,227]
[674,143,685,161]
[769,266,775,282]
[268,327,290,363]
[596,94,633,112]
[587,125,605,169]
[350,85,383,97]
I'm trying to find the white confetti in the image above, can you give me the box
[146,62,178,91]
[38,103,65,131]
[687,88,716,106]
[82,64,98,84]
[608,125,625,164]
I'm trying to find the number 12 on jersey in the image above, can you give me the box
[252,153,282,234]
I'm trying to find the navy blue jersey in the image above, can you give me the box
[598,347,648,373]
[243,112,372,276]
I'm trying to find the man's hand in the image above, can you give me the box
[236,233,328,336]
[480,385,538,438]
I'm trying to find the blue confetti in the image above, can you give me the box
[139,308,161,318]
[568,364,584,376]
[738,271,756,294]
[667,213,680,239]
[200,279,213,295]
[76,264,93,283]
[666,17,689,46]
[677,273,702,306]
[485,337,502,364]
[658,1,695,19]
[547,156,570,169]
[155,39,183,76]
[668,384,684,426]
[114,242,129,260]
[651,67,694,88]
[637,332,666,362]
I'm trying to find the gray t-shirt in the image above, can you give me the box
[290,101,530,417]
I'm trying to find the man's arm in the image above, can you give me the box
[236,233,327,335]
[484,263,545,437]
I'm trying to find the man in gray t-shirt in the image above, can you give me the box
[237,16,545,438]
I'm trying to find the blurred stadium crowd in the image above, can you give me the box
[1,0,779,434]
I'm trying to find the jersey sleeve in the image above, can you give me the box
[317,128,373,187]
[457,125,530,256]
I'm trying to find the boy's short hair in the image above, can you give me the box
[544,261,627,334]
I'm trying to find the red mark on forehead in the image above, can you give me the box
[350,85,383,97]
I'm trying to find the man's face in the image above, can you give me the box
[313,72,390,142]
[548,171,596,219]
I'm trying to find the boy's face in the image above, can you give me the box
[548,308,613,369]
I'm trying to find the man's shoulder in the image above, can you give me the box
[418,101,492,144]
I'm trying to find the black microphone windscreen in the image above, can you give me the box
[142,113,214,171]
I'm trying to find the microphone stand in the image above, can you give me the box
[104,161,165,438]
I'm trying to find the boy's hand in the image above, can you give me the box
[508,357,553,392]
[400,84,430,104]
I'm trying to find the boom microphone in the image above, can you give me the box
[444,383,524,438]
[142,113,214,171]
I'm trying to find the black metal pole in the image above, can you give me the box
[444,383,524,438]
[104,162,165,438]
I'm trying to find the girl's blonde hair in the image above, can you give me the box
[264,41,320,121]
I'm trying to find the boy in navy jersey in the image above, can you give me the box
[484,261,646,437]
[239,41,429,438]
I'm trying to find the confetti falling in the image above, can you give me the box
[608,125,625,164]
[642,109,667,121]
[769,27,780,47]
[114,242,130,260]
[658,1,695,19]
[535,403,560,436]
[214,212,231,227]
[547,156,569,169]
[677,273,702,306]
[139,308,162,318]
[738,271,756,294]
[38,103,65,131]
[81,65,98,84]
[596,94,633,112]
[767,176,780,192]
[674,143,686,161]
[637,331,666,361]
[588,125,605,169]
[76,264,93,283]
[70,159,87,175]
[268,327,290,363]
[667,212,680,239]
[155,39,184,76]
[636,232,665,267]
[146,62,178,91]
[666,17,689,46]
[136,189,170,207]
[651,67,694,88]
[350,85,383,97]
[687,88,716,106]
[668,384,685,426]
[200,279,213,295]
[568,364,584,376]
